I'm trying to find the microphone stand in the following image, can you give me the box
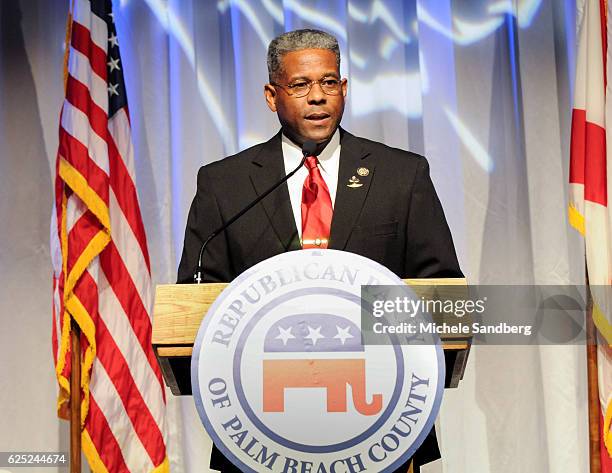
[194,141,316,283]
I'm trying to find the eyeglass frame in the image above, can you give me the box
[269,76,347,98]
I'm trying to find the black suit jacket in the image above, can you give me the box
[177,129,462,472]
[177,129,461,284]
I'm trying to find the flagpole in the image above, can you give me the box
[586,284,602,473]
[70,320,82,473]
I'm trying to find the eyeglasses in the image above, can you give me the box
[271,77,344,98]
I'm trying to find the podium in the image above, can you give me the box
[152,278,471,395]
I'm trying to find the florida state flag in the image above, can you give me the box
[570,0,612,469]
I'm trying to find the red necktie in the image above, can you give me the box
[301,156,333,248]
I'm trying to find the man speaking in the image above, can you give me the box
[178,29,462,473]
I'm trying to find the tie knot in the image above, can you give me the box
[304,156,319,171]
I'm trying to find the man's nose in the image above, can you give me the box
[307,82,326,103]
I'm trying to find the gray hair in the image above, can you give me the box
[267,29,340,81]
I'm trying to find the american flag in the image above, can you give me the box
[50,0,168,471]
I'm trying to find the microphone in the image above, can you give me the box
[301,140,317,158]
[193,139,318,283]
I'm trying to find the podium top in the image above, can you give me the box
[152,277,467,346]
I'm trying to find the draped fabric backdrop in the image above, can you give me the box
[0,0,589,472]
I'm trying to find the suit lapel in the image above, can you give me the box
[329,130,374,250]
[249,132,301,251]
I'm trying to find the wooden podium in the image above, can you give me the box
[152,278,471,395]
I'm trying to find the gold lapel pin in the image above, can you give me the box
[347,176,363,188]
[357,167,369,177]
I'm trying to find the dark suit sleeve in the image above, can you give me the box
[177,166,234,283]
[404,156,463,279]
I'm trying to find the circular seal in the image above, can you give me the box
[192,250,444,472]
[357,167,369,176]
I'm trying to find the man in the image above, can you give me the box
[178,29,462,473]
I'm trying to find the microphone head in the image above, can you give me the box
[301,140,317,157]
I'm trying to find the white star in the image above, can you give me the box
[333,325,354,345]
[305,326,325,346]
[108,33,119,47]
[107,57,121,72]
[108,83,119,96]
[275,326,295,346]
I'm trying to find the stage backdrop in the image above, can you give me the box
[0,0,588,472]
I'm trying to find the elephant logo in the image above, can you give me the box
[262,314,383,415]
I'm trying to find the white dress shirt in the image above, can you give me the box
[282,130,341,239]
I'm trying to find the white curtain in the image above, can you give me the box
[0,0,588,472]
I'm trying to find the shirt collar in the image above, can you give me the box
[281,129,340,173]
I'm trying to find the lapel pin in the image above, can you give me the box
[347,176,363,188]
[357,167,369,177]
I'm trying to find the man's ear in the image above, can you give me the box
[341,78,348,97]
[264,84,277,112]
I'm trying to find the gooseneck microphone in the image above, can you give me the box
[193,139,318,283]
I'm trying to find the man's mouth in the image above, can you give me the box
[305,113,331,122]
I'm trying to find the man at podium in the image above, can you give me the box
[178,28,462,473]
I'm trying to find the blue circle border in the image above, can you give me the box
[191,249,446,473]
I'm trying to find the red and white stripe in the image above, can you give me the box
[51,1,167,471]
